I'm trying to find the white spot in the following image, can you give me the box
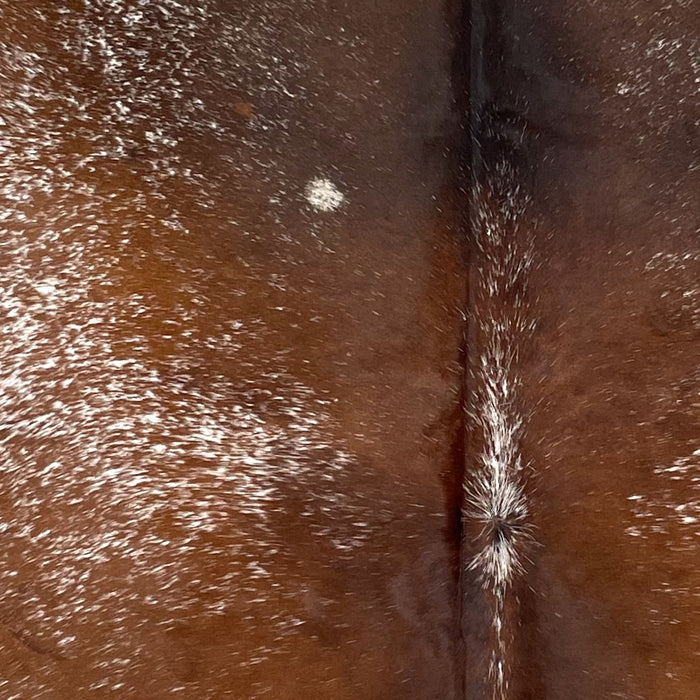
[35,281,58,297]
[304,177,345,212]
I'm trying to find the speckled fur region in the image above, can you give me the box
[464,135,536,699]
[0,2,385,696]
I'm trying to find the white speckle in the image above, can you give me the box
[35,281,58,297]
[304,177,345,212]
[615,82,634,96]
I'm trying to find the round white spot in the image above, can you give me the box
[304,177,345,212]
[35,281,58,297]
